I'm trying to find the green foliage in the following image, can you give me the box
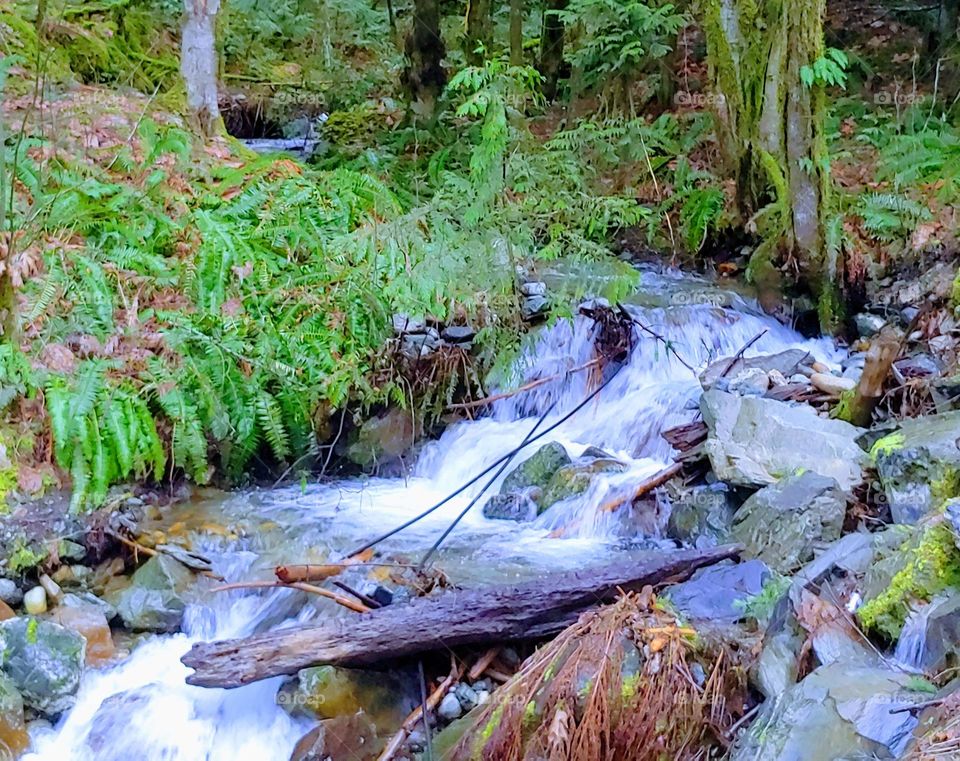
[736,573,792,624]
[8,538,46,575]
[857,192,931,241]
[800,48,848,90]
[877,124,960,202]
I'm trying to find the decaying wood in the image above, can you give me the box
[599,462,683,512]
[468,647,501,680]
[213,580,370,614]
[182,545,741,688]
[274,548,374,583]
[662,421,708,452]
[836,326,902,427]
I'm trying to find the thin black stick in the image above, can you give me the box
[418,660,434,761]
[345,367,622,558]
[417,401,556,570]
[719,328,768,379]
[331,580,382,609]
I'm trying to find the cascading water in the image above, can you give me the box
[25,268,842,760]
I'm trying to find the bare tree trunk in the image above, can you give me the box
[402,0,446,118]
[510,0,524,65]
[181,0,223,139]
[539,0,566,101]
[464,0,493,66]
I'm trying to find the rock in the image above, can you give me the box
[701,390,867,492]
[482,489,540,522]
[768,369,788,387]
[731,663,928,760]
[278,666,416,735]
[289,712,383,761]
[731,472,846,573]
[872,410,960,524]
[441,325,475,344]
[854,312,886,338]
[345,408,419,470]
[727,368,770,396]
[391,313,426,334]
[810,372,856,396]
[0,617,85,715]
[894,590,960,674]
[454,682,479,711]
[0,579,22,607]
[114,554,193,632]
[893,353,940,384]
[57,539,87,562]
[61,591,117,622]
[0,600,13,621]
[666,484,735,548]
[51,601,116,665]
[521,295,549,320]
[666,559,770,623]
[539,458,627,511]
[84,685,185,758]
[754,614,804,700]
[900,305,920,325]
[700,349,813,390]
[0,673,27,756]
[438,692,463,720]
[400,328,441,360]
[24,586,47,615]
[39,573,63,604]
[520,281,547,297]
[501,442,571,494]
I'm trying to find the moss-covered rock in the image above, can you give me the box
[667,485,736,547]
[0,617,85,715]
[113,554,194,633]
[539,457,627,511]
[500,442,570,494]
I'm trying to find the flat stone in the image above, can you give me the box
[666,559,770,622]
[700,349,813,390]
[441,325,475,343]
[810,373,856,396]
[520,281,547,297]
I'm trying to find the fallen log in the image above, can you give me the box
[181,544,741,689]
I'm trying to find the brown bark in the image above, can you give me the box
[510,0,524,65]
[539,0,567,101]
[464,0,493,66]
[181,545,740,688]
[402,0,446,116]
[181,0,223,138]
[836,326,901,427]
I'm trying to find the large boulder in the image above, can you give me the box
[539,457,627,511]
[114,554,193,633]
[731,472,846,573]
[731,663,928,760]
[500,442,570,494]
[872,410,960,524]
[0,617,85,715]
[701,390,866,492]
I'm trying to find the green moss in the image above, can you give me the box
[930,467,960,506]
[870,431,905,460]
[952,269,960,310]
[475,703,504,754]
[858,524,960,640]
[8,539,45,575]
[621,673,641,700]
[0,463,16,515]
[25,618,38,646]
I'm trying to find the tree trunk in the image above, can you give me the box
[510,0,524,65]
[464,0,493,66]
[181,545,740,688]
[402,0,446,117]
[181,0,223,139]
[939,0,959,49]
[704,0,835,326]
[539,0,567,101]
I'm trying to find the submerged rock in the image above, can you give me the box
[501,442,570,494]
[481,488,540,521]
[0,617,85,715]
[872,410,960,524]
[701,390,866,492]
[666,559,770,623]
[731,663,928,760]
[114,554,193,633]
[731,472,846,573]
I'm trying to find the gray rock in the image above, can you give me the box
[894,590,960,674]
[501,442,571,494]
[392,313,426,334]
[345,408,419,469]
[61,591,118,622]
[731,472,846,573]
[731,663,928,761]
[482,489,540,522]
[666,559,770,623]
[114,554,193,632]
[0,578,22,606]
[520,281,547,297]
[0,617,85,715]
[521,295,550,320]
[454,682,480,711]
[893,353,940,384]
[56,540,86,562]
[441,325,475,344]
[854,313,886,338]
[539,457,627,511]
[666,484,736,548]
[873,410,960,524]
[727,367,770,396]
[438,692,463,720]
[400,329,441,360]
[701,390,867,492]
[700,349,813,390]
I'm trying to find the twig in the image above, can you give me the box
[448,359,601,411]
[332,580,382,609]
[719,329,769,379]
[275,548,374,584]
[621,306,696,374]
[468,647,501,680]
[112,533,224,581]
[418,661,434,761]
[889,697,944,714]
[724,702,761,739]
[213,580,370,614]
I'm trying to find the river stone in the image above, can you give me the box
[854,313,886,338]
[726,367,770,396]
[731,663,927,761]
[345,408,418,470]
[666,559,770,623]
[701,390,866,492]
[666,484,736,547]
[482,488,540,522]
[290,712,382,761]
[400,329,441,360]
[731,472,846,573]
[873,410,960,524]
[438,692,463,720]
[539,458,628,511]
[0,672,27,756]
[0,617,85,715]
[700,349,813,390]
[23,586,47,615]
[501,442,571,494]
[51,601,116,665]
[895,590,960,674]
[114,554,193,633]
[0,580,22,607]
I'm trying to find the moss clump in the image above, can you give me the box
[858,523,960,640]
[870,431,905,460]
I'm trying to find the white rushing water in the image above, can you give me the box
[27,269,841,760]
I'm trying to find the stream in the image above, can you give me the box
[25,268,841,760]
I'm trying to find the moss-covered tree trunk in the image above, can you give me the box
[402,0,446,116]
[510,0,524,65]
[464,0,493,65]
[539,0,566,101]
[181,0,223,138]
[705,0,837,324]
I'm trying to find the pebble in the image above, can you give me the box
[23,586,47,615]
[768,369,788,387]
[811,361,830,374]
[454,683,480,710]
[438,692,463,720]
[854,312,886,338]
[0,579,23,606]
[39,573,63,604]
[810,373,857,396]
[476,690,491,705]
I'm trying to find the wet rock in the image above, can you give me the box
[894,590,960,674]
[893,353,940,384]
[726,368,770,396]
[0,579,22,607]
[667,484,736,548]
[61,591,117,622]
[400,328,441,360]
[345,408,418,470]
[872,410,960,524]
[278,666,416,735]
[810,372,856,396]
[441,325,475,345]
[481,489,540,522]
[700,349,813,390]
[24,586,47,615]
[539,458,627,511]
[731,663,928,760]
[438,692,463,720]
[501,442,570,494]
[51,600,116,665]
[521,295,550,321]
[701,390,866,492]
[666,559,770,623]
[0,672,27,756]
[289,712,383,761]
[0,617,85,714]
[85,685,174,757]
[520,281,547,297]
[854,312,886,338]
[114,554,193,632]
[731,472,846,573]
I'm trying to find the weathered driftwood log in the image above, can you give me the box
[182,545,741,688]
[836,325,901,427]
